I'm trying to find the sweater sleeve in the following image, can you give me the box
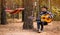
[47,11,54,18]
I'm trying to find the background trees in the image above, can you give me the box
[0,0,60,25]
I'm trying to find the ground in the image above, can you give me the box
[0,19,60,35]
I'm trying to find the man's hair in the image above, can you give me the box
[41,6,48,10]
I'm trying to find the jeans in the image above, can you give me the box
[37,21,44,31]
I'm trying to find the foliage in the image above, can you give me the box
[52,6,60,21]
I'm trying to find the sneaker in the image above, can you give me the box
[41,30,44,32]
[38,29,41,33]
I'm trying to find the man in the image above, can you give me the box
[36,6,53,33]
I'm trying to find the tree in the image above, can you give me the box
[1,0,7,24]
[23,0,33,29]
[22,0,24,22]
[0,0,1,23]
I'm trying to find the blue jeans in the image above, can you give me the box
[37,21,44,31]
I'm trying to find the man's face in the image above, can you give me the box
[41,8,47,11]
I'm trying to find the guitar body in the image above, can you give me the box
[41,14,52,23]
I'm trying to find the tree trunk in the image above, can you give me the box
[36,0,40,18]
[22,10,24,22]
[0,0,1,24]
[1,0,7,24]
[22,0,24,22]
[23,0,33,29]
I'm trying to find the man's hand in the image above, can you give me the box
[48,16,52,18]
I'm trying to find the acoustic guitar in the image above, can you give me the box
[41,14,53,23]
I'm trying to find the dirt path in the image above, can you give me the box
[0,21,60,35]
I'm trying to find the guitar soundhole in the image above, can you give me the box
[47,18,49,20]
[43,17,45,19]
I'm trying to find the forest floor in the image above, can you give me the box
[0,19,60,35]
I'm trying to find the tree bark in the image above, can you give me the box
[23,0,33,29]
[22,10,24,22]
[22,0,24,22]
[36,0,40,18]
[1,0,7,24]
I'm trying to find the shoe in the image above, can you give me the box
[41,30,44,32]
[38,29,41,33]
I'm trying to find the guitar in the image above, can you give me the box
[41,14,53,23]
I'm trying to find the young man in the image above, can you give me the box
[36,6,53,33]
